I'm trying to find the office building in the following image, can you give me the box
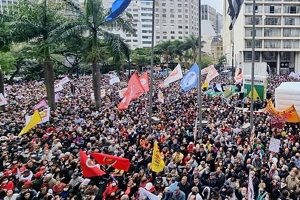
[223,0,300,74]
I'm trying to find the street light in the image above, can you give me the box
[128,58,132,79]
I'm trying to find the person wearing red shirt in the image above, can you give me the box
[0,177,15,192]
[52,180,66,194]
[102,181,119,200]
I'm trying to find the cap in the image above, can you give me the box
[35,171,43,178]
[22,181,32,188]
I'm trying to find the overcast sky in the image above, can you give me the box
[202,0,224,14]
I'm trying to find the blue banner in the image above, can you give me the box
[180,63,199,92]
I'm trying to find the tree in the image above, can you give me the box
[182,35,206,63]
[1,0,69,110]
[155,40,173,63]
[218,55,227,65]
[131,47,151,70]
[52,0,135,109]
[198,55,214,68]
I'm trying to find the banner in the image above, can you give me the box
[0,93,8,106]
[54,83,64,93]
[243,75,267,100]
[157,90,164,103]
[26,107,50,124]
[180,63,199,92]
[19,111,42,136]
[164,64,183,85]
[109,76,121,85]
[60,76,70,85]
[151,142,165,173]
[265,100,300,123]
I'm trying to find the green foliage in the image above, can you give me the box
[198,55,214,68]
[218,55,227,64]
[131,47,151,67]
[0,52,16,74]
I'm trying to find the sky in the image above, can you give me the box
[202,0,224,14]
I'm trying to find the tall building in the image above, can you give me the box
[223,0,300,74]
[103,0,154,49]
[154,0,199,44]
[0,0,17,13]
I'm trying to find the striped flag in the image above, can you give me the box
[227,0,244,30]
[248,170,255,200]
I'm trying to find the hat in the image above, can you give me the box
[200,161,206,165]
[22,181,32,188]
[145,182,155,192]
[35,171,43,178]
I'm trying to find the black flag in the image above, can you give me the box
[227,0,244,30]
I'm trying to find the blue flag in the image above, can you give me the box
[106,0,131,21]
[180,63,199,92]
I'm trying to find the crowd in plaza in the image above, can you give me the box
[0,72,299,200]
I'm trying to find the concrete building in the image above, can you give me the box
[103,0,153,49]
[223,0,300,74]
[211,36,223,62]
[0,0,17,13]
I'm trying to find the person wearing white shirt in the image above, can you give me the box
[4,190,19,200]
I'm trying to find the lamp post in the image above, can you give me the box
[128,58,132,79]
[197,0,203,139]
[250,0,256,132]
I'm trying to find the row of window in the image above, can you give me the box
[245,5,300,14]
[245,28,300,37]
[245,39,300,48]
[244,52,292,62]
[156,36,183,40]
[245,16,300,25]
[245,0,300,2]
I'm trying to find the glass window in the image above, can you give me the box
[264,40,281,48]
[284,5,300,14]
[283,40,299,48]
[284,17,300,25]
[245,28,262,37]
[283,28,300,37]
[265,5,281,13]
[280,52,291,61]
[263,52,277,62]
[264,28,281,37]
[264,17,281,25]
[245,39,262,48]
[245,17,262,25]
[244,51,260,61]
[245,5,262,13]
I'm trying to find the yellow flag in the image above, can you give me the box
[151,141,165,173]
[19,110,42,136]
[201,80,209,90]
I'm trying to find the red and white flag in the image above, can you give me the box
[0,93,8,106]
[164,64,183,85]
[80,150,105,178]
[205,65,219,82]
[118,73,145,110]
[91,153,131,172]
[132,72,149,99]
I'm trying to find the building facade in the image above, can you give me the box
[223,0,300,74]
[0,0,17,13]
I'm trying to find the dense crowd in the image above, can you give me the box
[0,72,299,200]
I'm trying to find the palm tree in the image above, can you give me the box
[182,35,206,63]
[0,0,68,110]
[52,0,135,108]
[155,40,173,63]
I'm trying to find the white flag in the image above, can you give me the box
[59,76,70,85]
[164,64,183,85]
[54,83,64,92]
[0,93,8,106]
[109,76,121,85]
[25,107,50,124]
[248,170,255,200]
[157,90,164,103]
[139,188,160,200]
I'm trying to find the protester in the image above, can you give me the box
[0,72,299,200]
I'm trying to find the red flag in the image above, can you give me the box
[118,73,144,110]
[91,153,131,172]
[139,72,149,92]
[80,150,106,177]
[132,72,149,99]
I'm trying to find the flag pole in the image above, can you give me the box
[197,0,203,139]
[148,0,156,134]
[250,0,256,132]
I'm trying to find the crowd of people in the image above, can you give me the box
[0,71,299,200]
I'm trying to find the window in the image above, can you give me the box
[265,5,281,13]
[270,6,274,13]
[171,31,175,34]
[264,17,281,25]
[245,39,262,48]
[264,40,281,48]
[283,28,300,37]
[281,52,291,61]
[264,28,281,37]
[171,36,175,39]
[284,17,300,25]
[283,40,299,48]
[244,51,260,61]
[245,28,262,37]
[245,17,262,25]
[263,52,277,62]
[178,26,182,29]
[285,6,299,13]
